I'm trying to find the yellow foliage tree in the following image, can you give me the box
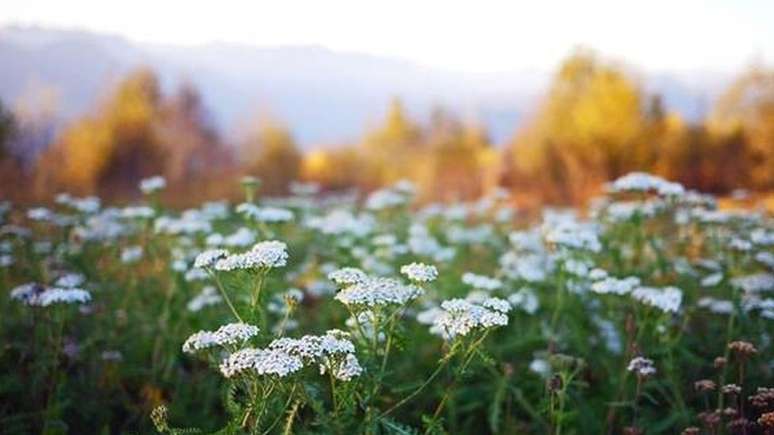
[240,118,302,195]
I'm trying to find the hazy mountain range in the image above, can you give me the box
[0,25,732,148]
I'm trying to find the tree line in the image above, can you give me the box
[1,49,772,205]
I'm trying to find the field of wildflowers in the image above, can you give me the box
[2,172,774,434]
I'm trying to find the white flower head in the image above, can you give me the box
[194,249,229,269]
[140,176,166,194]
[214,241,288,271]
[400,262,438,283]
[335,277,423,307]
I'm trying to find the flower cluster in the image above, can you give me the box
[214,241,289,271]
[334,276,423,307]
[182,323,260,354]
[218,330,362,381]
[432,297,511,340]
[627,356,657,377]
[10,283,91,307]
[400,262,438,283]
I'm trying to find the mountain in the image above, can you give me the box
[0,25,729,148]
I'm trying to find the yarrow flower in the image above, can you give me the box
[400,262,438,283]
[194,249,229,269]
[220,348,303,378]
[182,323,260,354]
[631,286,683,313]
[462,272,502,291]
[214,241,289,271]
[139,175,166,194]
[11,283,92,307]
[219,330,363,381]
[591,276,641,295]
[334,277,423,307]
[236,203,294,223]
[433,297,510,340]
[328,267,369,286]
[627,356,657,377]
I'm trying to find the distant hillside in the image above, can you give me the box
[0,25,729,148]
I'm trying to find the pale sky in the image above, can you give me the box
[2,0,773,73]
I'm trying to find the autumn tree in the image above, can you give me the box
[361,98,423,188]
[157,82,228,185]
[505,49,654,203]
[37,68,166,196]
[419,108,495,201]
[240,118,302,195]
[709,63,774,189]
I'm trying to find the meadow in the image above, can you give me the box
[1,172,774,434]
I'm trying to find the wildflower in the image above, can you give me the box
[609,172,685,197]
[187,286,222,312]
[27,207,53,222]
[507,288,540,314]
[236,203,294,223]
[758,412,774,429]
[694,379,716,392]
[334,277,423,307]
[54,273,85,288]
[214,241,288,271]
[219,348,303,378]
[433,298,509,340]
[328,267,369,286]
[194,249,228,269]
[400,262,438,283]
[727,340,757,357]
[120,246,143,264]
[591,276,641,295]
[631,286,682,313]
[721,384,741,395]
[462,272,502,291]
[33,288,92,307]
[139,176,166,194]
[627,356,656,377]
[182,323,259,353]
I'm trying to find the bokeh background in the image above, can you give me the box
[1,0,773,207]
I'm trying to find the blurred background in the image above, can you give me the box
[1,0,773,207]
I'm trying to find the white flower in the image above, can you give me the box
[237,203,294,223]
[482,297,512,313]
[591,276,641,295]
[194,249,229,269]
[139,176,166,194]
[182,323,259,353]
[610,172,684,197]
[731,273,774,293]
[54,273,86,288]
[334,277,423,307]
[631,286,682,313]
[121,246,143,264]
[328,267,369,286]
[187,286,222,312]
[400,262,438,283]
[433,298,509,340]
[214,241,288,271]
[507,288,540,314]
[462,272,502,291]
[27,207,53,221]
[35,288,92,307]
[219,348,303,378]
[627,356,656,376]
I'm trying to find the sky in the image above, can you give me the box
[2,0,773,73]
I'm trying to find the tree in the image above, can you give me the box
[709,63,774,189]
[505,49,653,203]
[361,98,422,188]
[37,68,166,196]
[240,118,302,195]
[157,82,227,184]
